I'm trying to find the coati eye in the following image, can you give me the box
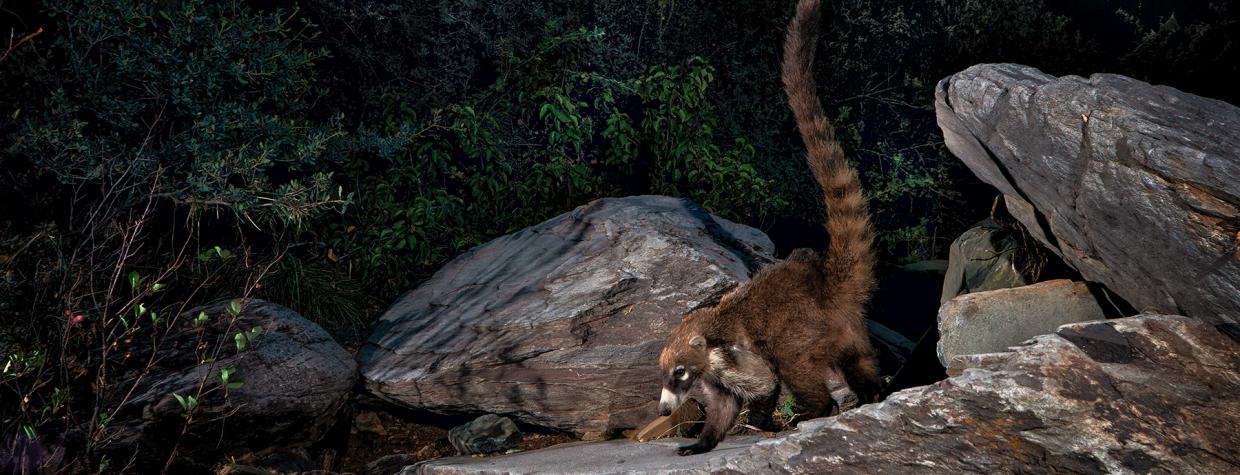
[673,367,687,379]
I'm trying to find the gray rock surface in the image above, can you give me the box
[448,414,522,455]
[103,299,356,464]
[936,63,1240,324]
[367,454,420,475]
[937,279,1106,366]
[358,196,775,435]
[940,218,1039,304]
[409,315,1240,474]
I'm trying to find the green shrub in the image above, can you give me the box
[324,23,774,296]
[7,0,346,229]
[0,0,348,467]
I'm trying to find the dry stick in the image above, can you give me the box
[95,178,206,450]
[0,27,42,64]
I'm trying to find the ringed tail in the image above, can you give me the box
[781,0,876,314]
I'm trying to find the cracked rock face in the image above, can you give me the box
[935,63,1240,324]
[410,315,1240,474]
[357,196,776,434]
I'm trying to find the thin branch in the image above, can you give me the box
[0,26,42,64]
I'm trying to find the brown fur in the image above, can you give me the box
[656,0,882,455]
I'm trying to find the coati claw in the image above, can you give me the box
[676,443,708,456]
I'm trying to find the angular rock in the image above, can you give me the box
[103,300,356,466]
[940,218,1040,304]
[409,315,1240,474]
[447,414,522,455]
[936,63,1240,324]
[358,196,775,434]
[937,279,1106,366]
[633,398,703,441]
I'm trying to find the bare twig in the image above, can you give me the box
[0,26,42,64]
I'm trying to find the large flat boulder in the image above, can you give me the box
[936,63,1240,325]
[937,279,1106,366]
[409,315,1240,474]
[357,196,775,434]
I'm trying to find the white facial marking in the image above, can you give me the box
[660,387,682,408]
[676,366,689,381]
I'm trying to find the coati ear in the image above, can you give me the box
[689,335,706,348]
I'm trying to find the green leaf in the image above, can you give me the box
[128,271,142,291]
[226,299,243,318]
[172,393,197,414]
[234,332,249,352]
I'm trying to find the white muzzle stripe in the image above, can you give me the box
[660,387,682,409]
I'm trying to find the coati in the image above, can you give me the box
[656,0,883,456]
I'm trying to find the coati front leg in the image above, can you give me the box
[745,382,781,432]
[678,383,741,456]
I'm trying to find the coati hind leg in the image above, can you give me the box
[745,382,781,432]
[677,383,742,456]
[775,355,838,421]
[839,347,883,404]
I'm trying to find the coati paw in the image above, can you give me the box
[747,416,779,432]
[676,443,710,456]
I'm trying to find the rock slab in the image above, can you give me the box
[936,63,1240,324]
[937,279,1106,366]
[358,196,775,434]
[448,414,522,455]
[105,299,356,465]
[410,315,1240,474]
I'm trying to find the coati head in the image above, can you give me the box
[657,311,712,416]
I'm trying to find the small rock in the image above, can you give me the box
[634,398,703,441]
[937,279,1105,366]
[413,445,438,461]
[447,415,522,455]
[354,412,387,436]
[940,218,1041,304]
